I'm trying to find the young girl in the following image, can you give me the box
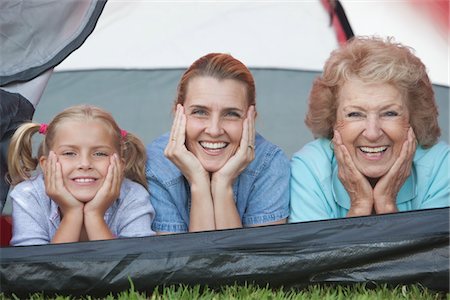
[8,105,155,246]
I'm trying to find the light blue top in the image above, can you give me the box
[146,132,290,233]
[289,139,450,222]
[10,174,156,246]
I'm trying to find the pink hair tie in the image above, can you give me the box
[39,123,48,135]
[120,129,128,138]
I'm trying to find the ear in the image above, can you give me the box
[39,155,47,170]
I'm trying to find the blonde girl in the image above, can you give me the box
[8,105,155,246]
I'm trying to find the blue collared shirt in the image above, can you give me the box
[146,132,290,233]
[289,139,450,222]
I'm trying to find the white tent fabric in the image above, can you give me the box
[341,0,449,87]
[56,0,339,72]
[55,0,449,88]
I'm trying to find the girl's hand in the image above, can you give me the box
[84,153,123,217]
[164,104,209,184]
[333,130,374,216]
[212,106,256,186]
[43,151,83,214]
[373,127,416,213]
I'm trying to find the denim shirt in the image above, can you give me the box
[146,132,290,233]
[289,139,450,222]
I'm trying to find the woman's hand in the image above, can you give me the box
[373,127,416,214]
[210,106,255,230]
[43,151,83,214]
[333,131,374,216]
[212,106,256,186]
[164,104,209,184]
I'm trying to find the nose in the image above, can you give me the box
[204,115,224,137]
[78,154,93,169]
[362,115,383,141]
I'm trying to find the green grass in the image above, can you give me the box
[1,283,448,300]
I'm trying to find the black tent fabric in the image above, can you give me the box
[1,207,448,297]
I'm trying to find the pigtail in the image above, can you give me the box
[122,132,148,189]
[7,123,41,185]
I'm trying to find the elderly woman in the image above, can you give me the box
[147,53,290,233]
[289,36,449,222]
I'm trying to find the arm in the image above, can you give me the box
[419,143,450,209]
[332,131,374,217]
[41,151,84,243]
[243,144,290,227]
[211,106,256,229]
[372,128,416,214]
[290,140,338,222]
[148,172,188,234]
[115,181,155,238]
[164,104,215,232]
[10,182,53,246]
[83,154,122,241]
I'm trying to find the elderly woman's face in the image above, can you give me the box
[335,79,410,179]
[183,76,248,173]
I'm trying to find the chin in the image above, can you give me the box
[68,191,96,203]
[201,161,226,173]
[360,167,389,180]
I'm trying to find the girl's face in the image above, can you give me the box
[43,119,119,202]
[183,76,248,173]
[335,79,410,179]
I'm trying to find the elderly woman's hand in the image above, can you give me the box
[372,127,416,214]
[212,106,256,186]
[164,104,209,184]
[333,131,374,216]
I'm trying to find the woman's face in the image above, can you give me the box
[335,79,410,179]
[183,76,248,173]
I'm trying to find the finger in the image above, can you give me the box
[241,116,250,155]
[332,131,345,164]
[169,104,182,143]
[49,152,58,191]
[408,127,417,157]
[111,154,122,194]
[333,134,359,178]
[177,107,187,147]
[248,106,256,146]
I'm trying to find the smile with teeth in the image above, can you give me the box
[359,146,388,154]
[200,141,228,150]
[73,178,96,183]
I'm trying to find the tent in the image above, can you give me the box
[1,0,449,296]
[1,207,449,297]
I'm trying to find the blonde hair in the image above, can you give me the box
[8,105,148,188]
[306,36,440,148]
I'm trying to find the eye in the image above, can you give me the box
[346,112,363,118]
[383,111,399,117]
[191,109,207,116]
[93,152,109,157]
[62,151,76,157]
[225,111,242,119]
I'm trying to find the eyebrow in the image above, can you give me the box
[56,145,114,150]
[188,105,245,113]
[342,103,404,111]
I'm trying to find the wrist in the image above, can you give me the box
[347,200,373,217]
[374,198,398,214]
